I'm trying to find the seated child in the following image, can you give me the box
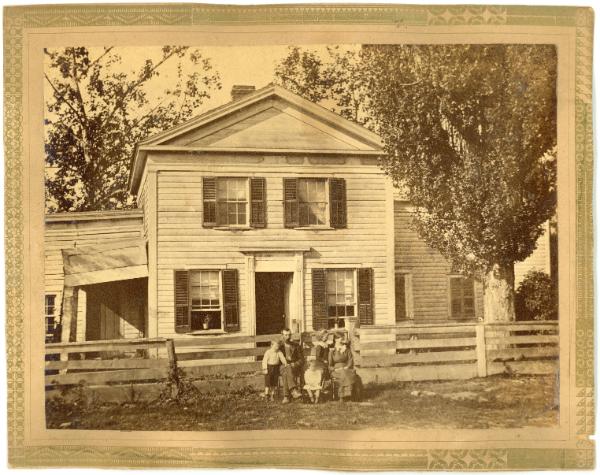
[261,340,287,400]
[303,359,324,404]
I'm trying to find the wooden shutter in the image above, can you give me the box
[358,268,374,326]
[311,268,328,330]
[395,273,406,322]
[250,177,266,228]
[222,269,240,332]
[449,277,463,319]
[174,270,190,333]
[329,178,347,228]
[283,178,299,228]
[462,278,475,318]
[202,177,217,227]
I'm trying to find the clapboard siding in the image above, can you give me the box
[44,212,145,318]
[514,221,551,286]
[394,202,484,322]
[154,161,392,339]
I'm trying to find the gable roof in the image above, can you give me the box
[128,84,384,194]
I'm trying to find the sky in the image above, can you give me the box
[44,44,360,119]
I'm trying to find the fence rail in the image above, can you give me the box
[45,322,558,387]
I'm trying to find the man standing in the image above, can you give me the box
[280,328,304,403]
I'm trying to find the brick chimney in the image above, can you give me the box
[231,85,256,102]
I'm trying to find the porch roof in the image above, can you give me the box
[61,239,147,287]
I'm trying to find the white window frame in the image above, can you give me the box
[45,294,57,342]
[447,275,476,320]
[395,271,414,321]
[325,268,357,328]
[189,270,224,332]
[297,177,330,227]
[216,177,251,228]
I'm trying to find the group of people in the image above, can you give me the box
[261,328,359,404]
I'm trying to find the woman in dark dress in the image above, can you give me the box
[328,333,358,400]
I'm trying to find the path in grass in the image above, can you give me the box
[46,374,559,431]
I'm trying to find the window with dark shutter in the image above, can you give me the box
[202,177,217,227]
[329,178,347,228]
[311,268,328,330]
[222,269,240,332]
[250,177,266,228]
[357,268,374,326]
[395,273,407,321]
[283,178,299,228]
[174,270,191,333]
[449,276,476,320]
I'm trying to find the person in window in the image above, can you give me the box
[328,333,359,401]
[280,328,304,404]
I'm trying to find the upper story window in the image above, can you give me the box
[284,177,346,229]
[217,178,247,226]
[449,275,475,320]
[299,178,327,226]
[203,177,266,228]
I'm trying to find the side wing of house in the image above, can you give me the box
[393,200,484,323]
[44,210,147,343]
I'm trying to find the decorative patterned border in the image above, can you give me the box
[4,4,594,469]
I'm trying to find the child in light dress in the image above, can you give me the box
[303,359,324,404]
[261,340,287,400]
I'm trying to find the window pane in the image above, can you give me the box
[298,179,327,226]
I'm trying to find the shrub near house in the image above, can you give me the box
[515,271,558,321]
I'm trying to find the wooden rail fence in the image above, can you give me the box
[45,322,558,387]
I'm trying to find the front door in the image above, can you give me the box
[255,272,292,335]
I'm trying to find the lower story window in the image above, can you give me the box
[326,269,355,328]
[395,272,413,321]
[449,275,475,320]
[45,294,56,343]
[189,271,222,331]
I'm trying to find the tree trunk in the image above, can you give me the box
[483,263,516,322]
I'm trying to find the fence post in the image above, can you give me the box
[475,324,487,377]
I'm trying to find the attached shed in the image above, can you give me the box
[44,210,148,343]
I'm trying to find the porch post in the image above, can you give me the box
[294,252,305,332]
[60,286,78,343]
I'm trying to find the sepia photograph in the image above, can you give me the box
[42,42,559,432]
[5,2,594,470]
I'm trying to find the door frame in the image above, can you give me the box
[244,251,305,336]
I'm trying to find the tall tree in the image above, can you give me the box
[275,44,557,322]
[275,46,372,127]
[45,46,221,212]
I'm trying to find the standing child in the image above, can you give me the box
[262,340,287,400]
[303,360,324,404]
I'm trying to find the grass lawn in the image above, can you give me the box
[46,374,558,431]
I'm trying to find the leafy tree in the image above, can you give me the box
[275,44,557,322]
[45,46,221,212]
[275,46,372,126]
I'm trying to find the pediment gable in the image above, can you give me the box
[141,85,383,152]
[130,84,384,193]
[164,102,376,151]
